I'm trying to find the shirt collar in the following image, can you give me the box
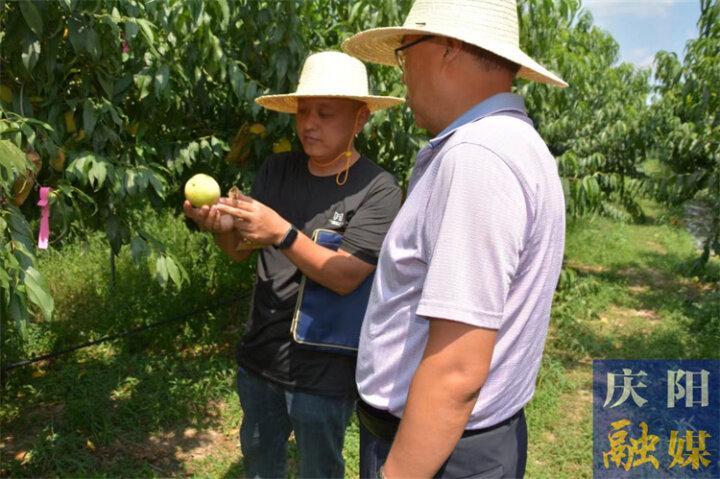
[428,93,528,149]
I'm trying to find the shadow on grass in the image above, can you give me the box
[551,248,719,365]
[0,215,261,477]
[221,460,245,479]
[1,297,251,477]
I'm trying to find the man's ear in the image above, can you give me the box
[442,37,464,64]
[356,105,371,134]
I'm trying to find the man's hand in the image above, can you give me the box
[182,200,235,234]
[214,194,291,246]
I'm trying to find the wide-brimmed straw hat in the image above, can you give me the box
[255,51,405,113]
[341,0,567,88]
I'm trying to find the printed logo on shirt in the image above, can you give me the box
[329,211,345,228]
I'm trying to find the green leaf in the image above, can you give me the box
[21,123,36,146]
[60,0,76,12]
[155,256,168,284]
[154,64,170,98]
[217,0,230,28]
[83,100,97,136]
[23,266,54,321]
[148,171,166,198]
[125,20,140,40]
[245,81,257,102]
[107,104,122,126]
[67,17,85,54]
[67,153,93,183]
[8,293,29,336]
[97,74,114,98]
[164,256,184,288]
[88,159,107,189]
[134,73,152,100]
[137,19,155,45]
[44,36,60,76]
[134,168,149,192]
[276,51,288,83]
[229,63,245,100]
[0,263,10,290]
[85,27,100,59]
[0,140,31,173]
[22,115,54,134]
[19,0,44,37]
[124,169,137,195]
[130,236,148,263]
[8,207,34,257]
[21,35,41,72]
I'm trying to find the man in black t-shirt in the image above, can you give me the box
[183,51,403,478]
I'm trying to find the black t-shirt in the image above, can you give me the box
[236,151,402,397]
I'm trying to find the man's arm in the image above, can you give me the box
[282,231,375,295]
[214,198,375,295]
[379,148,523,477]
[382,319,497,479]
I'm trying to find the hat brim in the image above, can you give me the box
[255,93,405,114]
[342,27,568,88]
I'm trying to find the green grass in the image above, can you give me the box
[2,207,719,477]
[525,212,719,479]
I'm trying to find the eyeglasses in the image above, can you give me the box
[394,35,434,71]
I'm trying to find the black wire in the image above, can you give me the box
[0,293,249,374]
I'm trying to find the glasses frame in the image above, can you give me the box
[394,35,434,71]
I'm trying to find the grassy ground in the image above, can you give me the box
[1,207,718,478]
[525,208,719,478]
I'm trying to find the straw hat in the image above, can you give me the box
[341,0,567,88]
[255,51,405,113]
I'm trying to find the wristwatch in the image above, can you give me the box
[274,225,299,250]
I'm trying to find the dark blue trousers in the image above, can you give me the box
[359,408,527,479]
[236,367,355,478]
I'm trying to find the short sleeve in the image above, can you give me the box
[415,143,528,329]
[341,173,402,265]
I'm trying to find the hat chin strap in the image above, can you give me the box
[309,108,363,186]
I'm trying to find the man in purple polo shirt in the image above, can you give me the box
[342,0,568,477]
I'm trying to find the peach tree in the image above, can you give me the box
[647,0,719,268]
[0,0,670,335]
[0,0,419,333]
[518,0,651,221]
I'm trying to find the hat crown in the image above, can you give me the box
[295,51,370,97]
[403,0,519,48]
[255,50,405,113]
[339,0,567,87]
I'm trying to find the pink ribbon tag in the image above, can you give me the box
[37,187,52,249]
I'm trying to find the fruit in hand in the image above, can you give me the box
[184,173,221,207]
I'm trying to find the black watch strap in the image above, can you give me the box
[274,225,299,250]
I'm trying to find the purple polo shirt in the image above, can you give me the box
[356,93,566,429]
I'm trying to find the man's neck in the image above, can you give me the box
[431,76,513,135]
[307,146,361,177]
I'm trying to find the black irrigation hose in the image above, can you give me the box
[0,293,250,376]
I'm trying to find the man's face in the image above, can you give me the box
[295,98,364,162]
[399,35,443,132]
